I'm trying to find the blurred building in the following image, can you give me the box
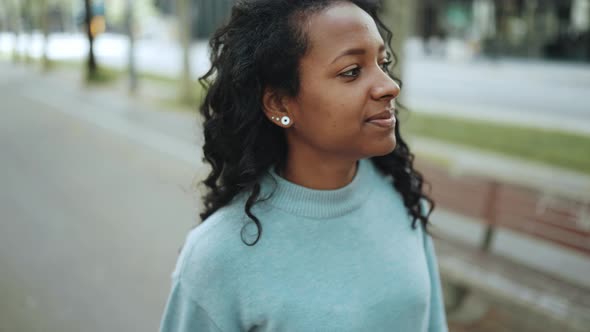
[2,0,588,62]
[151,0,589,62]
[415,0,590,61]
[154,0,233,39]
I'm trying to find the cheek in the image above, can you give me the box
[299,87,363,128]
[301,98,361,135]
[293,78,371,150]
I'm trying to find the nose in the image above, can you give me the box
[370,70,400,102]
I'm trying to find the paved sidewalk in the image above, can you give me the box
[6,63,203,164]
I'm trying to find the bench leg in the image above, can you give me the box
[480,224,496,252]
[445,282,471,313]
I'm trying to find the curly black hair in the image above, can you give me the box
[197,0,435,246]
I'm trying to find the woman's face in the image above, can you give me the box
[284,2,400,160]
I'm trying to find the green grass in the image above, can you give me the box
[51,59,204,107]
[85,66,121,84]
[41,59,203,108]
[3,55,205,105]
[401,112,590,174]
[50,59,83,71]
[50,59,121,85]
[138,72,206,107]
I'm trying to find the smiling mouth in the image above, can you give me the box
[366,112,396,129]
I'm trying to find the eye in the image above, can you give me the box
[339,66,361,79]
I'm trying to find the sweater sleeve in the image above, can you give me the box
[423,232,449,332]
[159,278,223,332]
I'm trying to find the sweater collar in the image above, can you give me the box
[258,158,378,219]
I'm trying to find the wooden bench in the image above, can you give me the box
[414,158,590,331]
[419,160,590,255]
[434,237,590,332]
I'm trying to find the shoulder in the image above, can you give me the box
[172,199,252,295]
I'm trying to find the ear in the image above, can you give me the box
[262,87,290,124]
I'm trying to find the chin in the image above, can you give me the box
[366,140,397,158]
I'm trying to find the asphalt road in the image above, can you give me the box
[0,67,200,331]
[402,56,590,128]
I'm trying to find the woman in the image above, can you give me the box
[160,0,448,331]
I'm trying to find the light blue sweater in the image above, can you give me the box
[160,158,448,331]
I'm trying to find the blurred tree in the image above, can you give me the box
[0,1,7,31]
[177,0,193,104]
[106,0,158,33]
[21,0,37,64]
[39,0,74,71]
[7,0,22,63]
[154,0,233,40]
[40,0,50,71]
[381,0,417,87]
[524,0,539,58]
[57,0,75,32]
[84,0,98,79]
[125,0,138,94]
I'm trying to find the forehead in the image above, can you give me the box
[303,2,383,58]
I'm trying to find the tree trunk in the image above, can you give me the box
[23,0,34,64]
[60,1,73,33]
[84,0,97,78]
[40,0,50,72]
[177,0,193,104]
[525,0,539,58]
[0,2,8,31]
[10,0,22,63]
[126,0,137,94]
[381,0,417,85]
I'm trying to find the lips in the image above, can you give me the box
[365,109,396,129]
[366,109,394,122]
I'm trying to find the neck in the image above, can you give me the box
[278,152,359,190]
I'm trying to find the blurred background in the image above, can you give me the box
[0,0,589,331]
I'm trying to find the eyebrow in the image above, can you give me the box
[331,44,386,64]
